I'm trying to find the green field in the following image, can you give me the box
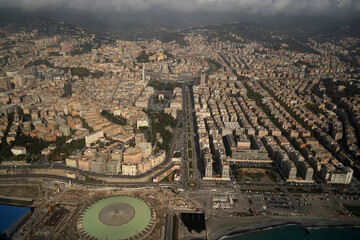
[245,172,265,182]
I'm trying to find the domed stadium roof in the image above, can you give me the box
[78,196,156,240]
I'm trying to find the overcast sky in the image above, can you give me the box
[1,0,360,15]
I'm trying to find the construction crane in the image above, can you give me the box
[25,202,59,239]
[25,227,30,240]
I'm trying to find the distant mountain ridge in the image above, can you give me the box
[0,7,359,44]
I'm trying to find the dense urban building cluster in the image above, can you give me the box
[0,21,359,185]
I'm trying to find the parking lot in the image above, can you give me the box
[244,191,295,214]
[240,190,347,217]
[262,193,294,210]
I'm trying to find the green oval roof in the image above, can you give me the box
[82,196,152,240]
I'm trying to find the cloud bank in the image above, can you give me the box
[1,0,360,15]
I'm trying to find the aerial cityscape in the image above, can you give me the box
[0,0,360,240]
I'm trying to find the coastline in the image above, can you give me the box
[206,215,360,240]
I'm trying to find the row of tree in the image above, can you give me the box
[100,110,127,126]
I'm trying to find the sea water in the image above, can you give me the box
[226,224,360,240]
[0,204,30,233]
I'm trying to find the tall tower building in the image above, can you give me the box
[142,63,146,81]
[200,73,206,86]
[205,162,213,178]
[32,66,38,78]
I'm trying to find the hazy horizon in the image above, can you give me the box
[1,0,360,16]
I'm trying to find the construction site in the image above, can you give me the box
[0,178,194,240]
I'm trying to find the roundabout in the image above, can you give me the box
[78,196,156,240]
[186,181,199,188]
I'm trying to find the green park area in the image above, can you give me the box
[245,172,265,182]
[233,168,244,182]
[149,80,181,91]
[231,165,278,183]
[143,109,177,151]
[265,170,278,182]
[149,79,165,90]
[160,170,177,182]
[48,137,85,161]
[313,78,360,103]
[136,50,151,63]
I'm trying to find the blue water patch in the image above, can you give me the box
[226,224,360,240]
[0,204,30,233]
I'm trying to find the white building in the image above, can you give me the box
[122,163,138,175]
[65,155,78,168]
[137,117,149,129]
[85,130,104,147]
[11,146,26,155]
